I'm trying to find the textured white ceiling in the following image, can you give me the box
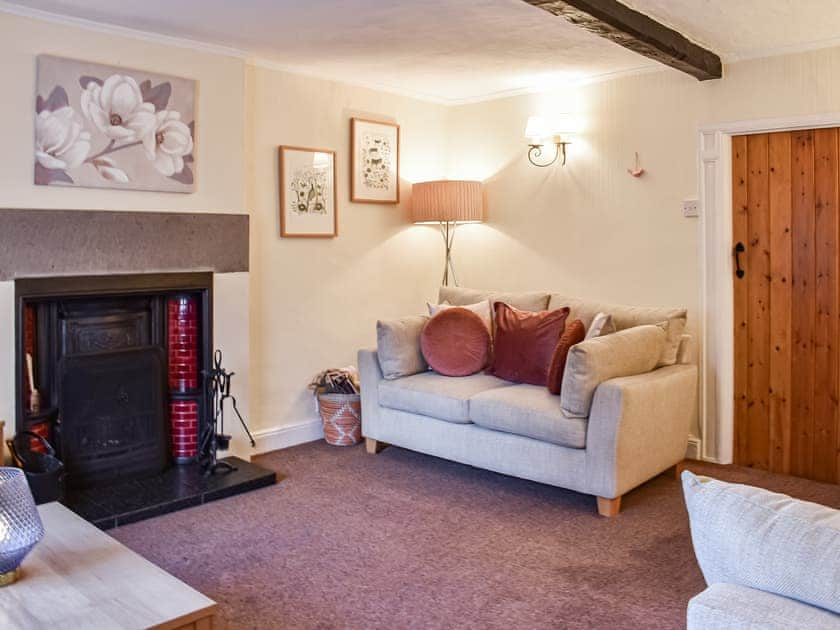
[8,0,840,103]
[624,0,840,60]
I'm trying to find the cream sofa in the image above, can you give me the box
[358,287,697,516]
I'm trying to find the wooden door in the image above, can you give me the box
[733,129,840,483]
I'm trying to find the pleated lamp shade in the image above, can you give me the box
[410,180,484,224]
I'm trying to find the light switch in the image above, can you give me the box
[682,199,699,218]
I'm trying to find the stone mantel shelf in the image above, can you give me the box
[0,209,249,281]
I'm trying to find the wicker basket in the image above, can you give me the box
[317,393,362,446]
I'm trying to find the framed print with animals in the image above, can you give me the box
[351,118,399,204]
[278,145,338,238]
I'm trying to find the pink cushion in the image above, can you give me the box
[420,308,490,377]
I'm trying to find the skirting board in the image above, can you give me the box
[685,435,703,461]
[251,418,324,456]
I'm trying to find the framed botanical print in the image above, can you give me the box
[351,118,400,204]
[279,146,338,238]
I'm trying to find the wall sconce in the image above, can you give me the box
[525,115,576,167]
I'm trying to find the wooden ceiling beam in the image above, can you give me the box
[524,0,722,81]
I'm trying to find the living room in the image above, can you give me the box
[0,1,838,628]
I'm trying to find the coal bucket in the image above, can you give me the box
[9,431,65,504]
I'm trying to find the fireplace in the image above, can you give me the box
[3,209,274,529]
[15,273,212,489]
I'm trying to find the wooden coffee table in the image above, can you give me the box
[0,502,217,629]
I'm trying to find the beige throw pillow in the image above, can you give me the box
[560,324,667,418]
[427,299,492,332]
[585,312,616,339]
[376,315,429,380]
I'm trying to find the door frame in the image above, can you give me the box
[698,112,840,463]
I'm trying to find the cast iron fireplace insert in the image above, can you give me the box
[14,272,275,530]
[14,272,213,488]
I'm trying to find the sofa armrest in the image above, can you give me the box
[584,364,697,498]
[358,349,383,438]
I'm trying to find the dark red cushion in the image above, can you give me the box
[547,319,586,394]
[488,302,569,385]
[420,307,490,376]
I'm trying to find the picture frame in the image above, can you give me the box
[34,54,197,193]
[278,146,338,238]
[350,117,400,204]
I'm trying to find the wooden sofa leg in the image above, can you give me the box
[365,438,386,454]
[597,496,622,517]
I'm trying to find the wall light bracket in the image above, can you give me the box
[527,139,570,168]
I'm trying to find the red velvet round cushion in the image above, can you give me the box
[420,307,490,376]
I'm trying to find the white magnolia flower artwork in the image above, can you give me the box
[35,55,197,192]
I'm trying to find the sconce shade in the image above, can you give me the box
[525,116,549,142]
[410,180,484,224]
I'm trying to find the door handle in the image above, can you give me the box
[734,242,745,279]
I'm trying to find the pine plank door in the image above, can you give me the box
[732,129,840,483]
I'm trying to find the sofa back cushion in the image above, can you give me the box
[488,303,569,386]
[682,471,840,615]
[560,324,666,417]
[439,287,550,312]
[420,308,490,376]
[548,294,687,367]
[376,315,429,380]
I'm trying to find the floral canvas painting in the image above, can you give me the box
[279,146,337,238]
[351,118,399,204]
[35,55,196,193]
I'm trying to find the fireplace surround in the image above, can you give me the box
[15,272,212,489]
[1,209,274,528]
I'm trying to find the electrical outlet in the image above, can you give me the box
[682,199,699,218]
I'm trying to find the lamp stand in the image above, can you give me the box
[440,221,459,287]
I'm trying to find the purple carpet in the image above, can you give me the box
[109,441,840,629]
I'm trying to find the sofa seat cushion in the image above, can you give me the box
[469,384,587,448]
[687,583,840,630]
[378,371,513,423]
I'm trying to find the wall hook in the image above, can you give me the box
[627,152,645,178]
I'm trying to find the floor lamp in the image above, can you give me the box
[410,180,484,287]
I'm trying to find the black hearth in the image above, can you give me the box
[13,272,275,528]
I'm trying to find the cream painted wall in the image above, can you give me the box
[246,64,449,436]
[446,46,840,458]
[0,12,245,212]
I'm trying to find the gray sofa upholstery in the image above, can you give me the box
[683,471,840,629]
[359,287,698,515]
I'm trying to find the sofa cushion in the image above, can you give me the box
[687,583,840,630]
[682,471,840,615]
[376,315,429,380]
[547,319,586,395]
[585,312,615,339]
[470,384,587,448]
[439,286,550,312]
[488,303,569,386]
[420,308,490,376]
[427,299,492,332]
[548,295,687,367]
[378,371,513,423]
[560,324,666,418]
